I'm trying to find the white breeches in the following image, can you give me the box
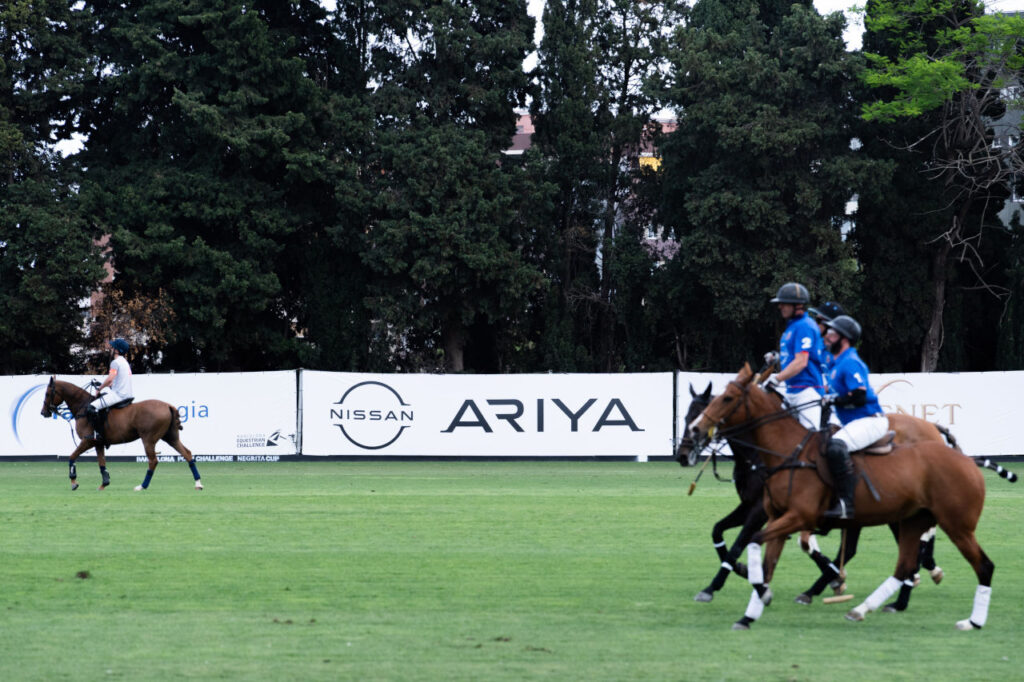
[834,414,889,452]
[784,386,822,431]
[91,390,128,411]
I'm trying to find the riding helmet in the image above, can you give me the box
[825,315,861,344]
[109,338,130,354]
[770,282,810,305]
[808,300,845,323]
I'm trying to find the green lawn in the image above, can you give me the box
[1,461,1020,681]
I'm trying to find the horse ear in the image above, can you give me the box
[702,382,712,399]
[689,383,697,398]
[48,376,55,386]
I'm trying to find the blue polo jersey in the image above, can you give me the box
[827,347,883,424]
[779,314,824,395]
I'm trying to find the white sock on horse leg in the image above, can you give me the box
[862,576,902,612]
[921,527,936,542]
[744,588,765,621]
[806,535,821,554]
[969,585,991,628]
[746,543,763,585]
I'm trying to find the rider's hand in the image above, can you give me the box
[763,373,781,391]
[821,394,836,406]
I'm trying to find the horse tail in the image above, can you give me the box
[933,423,960,451]
[169,405,183,432]
[976,457,1018,483]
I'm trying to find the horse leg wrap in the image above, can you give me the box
[188,460,201,481]
[966,585,991,629]
[861,576,902,614]
[745,543,763,585]
[69,461,77,480]
[744,588,766,621]
[140,469,154,489]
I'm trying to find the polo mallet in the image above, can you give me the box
[823,528,854,604]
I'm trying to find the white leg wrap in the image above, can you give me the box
[921,527,936,542]
[969,585,991,628]
[862,576,902,613]
[746,543,763,585]
[744,588,765,621]
[807,535,821,554]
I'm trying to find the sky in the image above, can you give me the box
[526,0,1024,51]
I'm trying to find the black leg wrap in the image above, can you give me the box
[69,461,77,479]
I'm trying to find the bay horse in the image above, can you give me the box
[678,363,993,631]
[681,382,948,607]
[40,377,203,492]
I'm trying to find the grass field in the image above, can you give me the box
[1,460,1021,681]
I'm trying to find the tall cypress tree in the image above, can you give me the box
[363,0,540,372]
[76,0,336,370]
[0,2,105,372]
[658,0,871,369]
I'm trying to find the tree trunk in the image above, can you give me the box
[443,320,465,373]
[920,238,952,372]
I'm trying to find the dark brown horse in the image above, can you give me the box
[40,377,203,491]
[678,364,993,631]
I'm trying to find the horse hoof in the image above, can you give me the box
[913,573,921,587]
[794,593,812,605]
[955,619,980,631]
[761,587,773,607]
[732,621,750,631]
[931,567,944,584]
[845,608,865,622]
[828,579,846,595]
[694,591,714,603]
[195,481,203,490]
[881,604,902,613]
[134,485,145,491]
[70,482,79,491]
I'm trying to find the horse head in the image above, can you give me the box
[675,382,713,466]
[40,376,60,418]
[677,364,763,463]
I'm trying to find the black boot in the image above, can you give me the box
[823,439,856,519]
[85,405,105,444]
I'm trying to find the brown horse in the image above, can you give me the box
[40,377,203,492]
[678,363,992,631]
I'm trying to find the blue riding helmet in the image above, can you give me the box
[109,338,130,354]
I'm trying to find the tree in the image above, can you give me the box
[75,0,340,371]
[529,0,684,371]
[363,0,541,372]
[0,2,105,373]
[658,0,872,369]
[859,0,1024,370]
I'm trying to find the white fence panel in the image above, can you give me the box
[2,372,298,457]
[301,371,674,457]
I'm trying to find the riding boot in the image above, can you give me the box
[823,439,856,520]
[85,405,105,444]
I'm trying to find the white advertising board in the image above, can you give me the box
[2,372,298,458]
[300,371,674,457]
[673,369,1024,458]
[872,371,1023,457]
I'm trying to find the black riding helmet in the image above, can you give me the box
[770,282,810,305]
[808,300,845,323]
[825,315,862,344]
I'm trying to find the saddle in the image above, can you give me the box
[86,398,135,445]
[858,430,896,456]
